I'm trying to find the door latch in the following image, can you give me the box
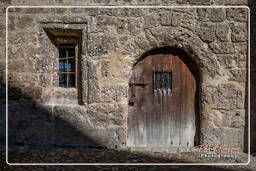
[128,80,147,105]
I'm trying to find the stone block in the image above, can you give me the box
[34,55,50,74]
[95,15,117,26]
[228,69,246,82]
[9,32,26,44]
[87,103,126,127]
[41,87,78,105]
[196,22,215,43]
[209,8,226,22]
[229,110,246,128]
[134,34,150,50]
[116,18,142,36]
[38,74,51,87]
[172,12,195,31]
[100,84,128,102]
[88,34,118,58]
[160,12,172,26]
[201,127,243,149]
[87,60,101,103]
[19,74,38,86]
[216,23,230,42]
[149,26,190,47]
[209,43,235,54]
[227,8,248,22]
[231,22,248,42]
[197,8,210,21]
[61,16,87,24]
[16,15,34,29]
[217,55,240,69]
[143,13,160,29]
[89,16,117,34]
[116,18,127,33]
[8,46,24,61]
[127,18,143,36]
[234,43,247,55]
[8,59,25,72]
[22,86,42,100]
[206,109,245,128]
[100,60,110,77]
[201,83,244,110]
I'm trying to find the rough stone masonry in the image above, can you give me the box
[0,0,251,155]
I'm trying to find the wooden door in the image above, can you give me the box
[127,53,197,147]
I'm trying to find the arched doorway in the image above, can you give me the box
[127,47,200,147]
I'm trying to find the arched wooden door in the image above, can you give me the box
[127,52,197,147]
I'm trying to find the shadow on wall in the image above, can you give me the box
[0,82,5,147]
[0,83,103,148]
[1,84,248,165]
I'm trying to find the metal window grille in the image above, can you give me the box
[154,72,172,90]
[58,43,76,88]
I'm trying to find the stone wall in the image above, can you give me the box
[0,0,249,151]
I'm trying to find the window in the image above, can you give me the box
[154,72,172,90]
[58,43,76,88]
[44,28,84,104]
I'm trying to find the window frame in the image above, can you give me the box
[58,43,77,88]
[56,37,80,88]
[44,28,84,104]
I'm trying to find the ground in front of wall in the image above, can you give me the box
[1,146,255,171]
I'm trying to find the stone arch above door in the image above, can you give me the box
[129,27,220,79]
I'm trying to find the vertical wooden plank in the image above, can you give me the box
[162,56,169,146]
[148,57,154,147]
[136,65,144,146]
[167,55,173,146]
[169,55,175,146]
[172,55,181,146]
[180,63,187,146]
[147,63,154,146]
[186,67,196,146]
